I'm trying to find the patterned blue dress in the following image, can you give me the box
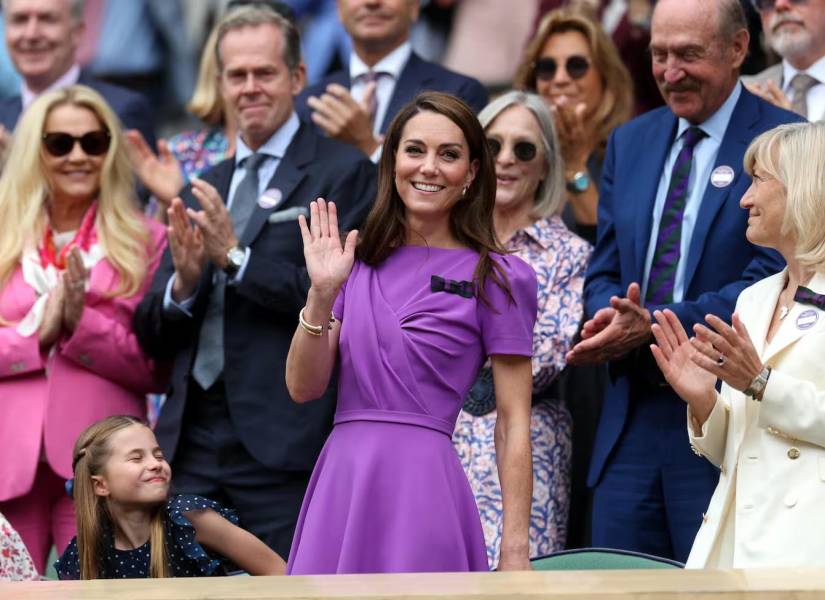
[54,495,237,579]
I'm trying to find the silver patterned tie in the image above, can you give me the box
[191,153,268,389]
[790,73,819,119]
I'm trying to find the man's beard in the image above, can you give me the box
[768,13,813,60]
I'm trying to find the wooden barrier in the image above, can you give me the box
[3,569,825,599]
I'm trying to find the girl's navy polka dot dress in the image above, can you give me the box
[55,495,239,579]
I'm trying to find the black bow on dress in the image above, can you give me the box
[431,275,474,299]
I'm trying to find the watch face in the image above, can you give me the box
[569,171,590,192]
[227,247,245,268]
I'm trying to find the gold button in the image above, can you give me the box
[788,447,801,460]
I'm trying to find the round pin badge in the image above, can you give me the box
[257,188,283,209]
[797,309,819,330]
[710,165,735,188]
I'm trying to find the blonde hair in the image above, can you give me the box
[72,416,169,579]
[513,8,633,157]
[187,26,225,127]
[478,91,566,218]
[0,85,151,308]
[744,121,825,270]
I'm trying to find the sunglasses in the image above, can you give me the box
[533,55,590,82]
[42,130,111,157]
[750,0,806,11]
[487,138,538,162]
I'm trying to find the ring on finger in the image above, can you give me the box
[716,353,726,367]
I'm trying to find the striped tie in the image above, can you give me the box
[646,126,707,305]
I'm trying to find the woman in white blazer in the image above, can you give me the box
[649,121,825,569]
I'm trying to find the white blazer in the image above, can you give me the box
[686,269,825,568]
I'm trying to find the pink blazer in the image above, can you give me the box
[0,217,167,501]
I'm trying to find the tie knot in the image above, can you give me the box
[243,153,268,172]
[359,69,384,85]
[790,72,819,95]
[682,126,707,149]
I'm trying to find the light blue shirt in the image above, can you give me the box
[641,82,742,303]
[163,112,301,317]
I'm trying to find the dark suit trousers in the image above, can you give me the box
[590,378,718,563]
[170,381,311,559]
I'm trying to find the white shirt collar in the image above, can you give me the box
[676,81,742,144]
[349,41,412,82]
[235,111,300,165]
[781,54,825,92]
[21,64,81,110]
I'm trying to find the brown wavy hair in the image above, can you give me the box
[513,8,633,157]
[356,92,512,306]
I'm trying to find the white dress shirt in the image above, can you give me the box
[21,64,80,110]
[782,55,825,122]
[349,41,412,136]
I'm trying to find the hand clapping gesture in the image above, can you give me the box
[62,247,88,332]
[298,199,358,303]
[167,197,206,302]
[125,130,185,208]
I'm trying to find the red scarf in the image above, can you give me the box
[39,202,98,270]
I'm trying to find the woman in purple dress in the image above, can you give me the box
[285,92,538,574]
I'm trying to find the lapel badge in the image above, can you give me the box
[257,188,283,210]
[710,165,734,188]
[796,309,818,330]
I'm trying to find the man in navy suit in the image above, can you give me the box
[133,6,375,558]
[566,0,803,562]
[0,0,154,147]
[296,0,487,159]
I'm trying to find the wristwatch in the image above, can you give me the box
[224,245,246,277]
[566,170,590,193]
[744,366,772,400]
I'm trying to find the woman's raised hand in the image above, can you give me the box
[298,199,357,301]
[125,130,185,207]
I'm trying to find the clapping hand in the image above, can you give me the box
[307,83,382,156]
[168,197,206,302]
[298,198,357,303]
[39,279,65,349]
[125,130,184,207]
[745,81,792,113]
[551,99,600,171]
[62,247,88,332]
[691,313,764,393]
[187,177,238,270]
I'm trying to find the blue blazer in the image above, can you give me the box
[585,87,803,487]
[0,70,156,149]
[296,52,489,134]
[133,123,376,472]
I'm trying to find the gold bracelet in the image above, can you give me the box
[298,307,336,336]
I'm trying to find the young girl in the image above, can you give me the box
[55,416,285,579]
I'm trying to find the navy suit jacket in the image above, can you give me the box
[133,123,376,471]
[296,52,488,134]
[585,87,803,487]
[0,70,156,149]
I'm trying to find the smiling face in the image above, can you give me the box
[536,30,604,118]
[92,424,171,509]
[485,105,547,214]
[42,103,106,206]
[760,0,825,69]
[5,0,82,93]
[740,161,789,251]
[218,22,304,150]
[394,110,477,225]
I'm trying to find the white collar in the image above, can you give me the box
[235,111,300,165]
[349,41,412,81]
[21,64,81,110]
[781,54,825,92]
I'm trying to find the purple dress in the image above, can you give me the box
[287,246,537,574]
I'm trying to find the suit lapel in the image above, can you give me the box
[380,53,430,134]
[683,89,759,290]
[239,124,312,247]
[633,112,678,278]
[762,271,825,363]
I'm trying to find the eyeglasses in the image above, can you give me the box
[533,55,590,82]
[42,130,111,157]
[487,138,538,162]
[750,0,806,11]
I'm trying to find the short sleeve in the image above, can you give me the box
[166,494,239,576]
[478,254,538,357]
[54,537,80,580]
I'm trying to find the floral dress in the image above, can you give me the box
[453,215,591,568]
[0,513,37,581]
[55,495,238,579]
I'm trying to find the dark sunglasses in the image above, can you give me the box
[487,138,538,162]
[750,0,806,11]
[533,55,590,82]
[42,130,111,157]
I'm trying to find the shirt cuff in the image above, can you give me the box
[226,247,251,286]
[163,275,196,318]
[369,144,382,164]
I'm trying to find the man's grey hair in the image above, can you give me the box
[214,5,301,71]
[718,0,748,41]
[2,0,84,21]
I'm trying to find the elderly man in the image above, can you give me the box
[0,0,154,145]
[566,0,802,562]
[296,0,488,159]
[133,6,375,557]
[744,0,825,120]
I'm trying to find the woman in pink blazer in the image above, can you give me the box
[0,85,167,574]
